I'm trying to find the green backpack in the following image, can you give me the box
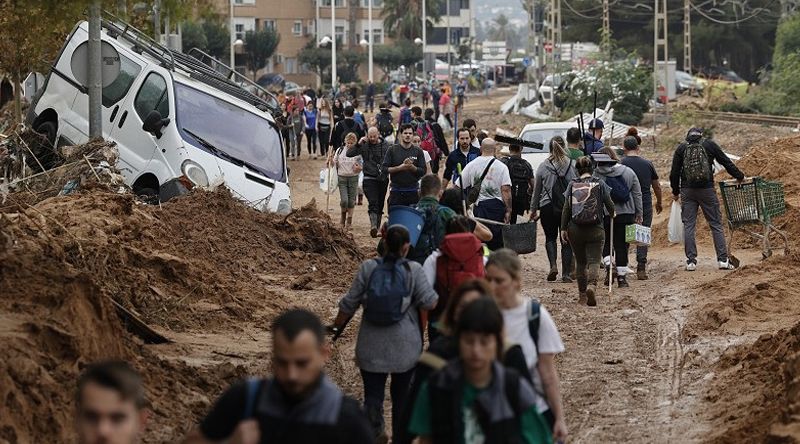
[682,141,713,185]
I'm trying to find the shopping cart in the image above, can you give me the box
[719,177,789,259]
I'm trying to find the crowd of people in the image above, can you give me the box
[70,88,747,443]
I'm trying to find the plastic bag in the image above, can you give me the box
[438,114,451,132]
[319,168,338,194]
[358,171,364,192]
[668,201,684,244]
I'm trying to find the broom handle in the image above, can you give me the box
[609,216,614,296]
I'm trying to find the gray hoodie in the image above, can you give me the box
[531,158,577,211]
[594,163,643,218]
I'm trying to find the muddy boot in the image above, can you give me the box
[637,263,648,280]
[586,281,598,307]
[617,275,629,288]
[339,211,347,228]
[577,277,588,305]
[545,241,558,281]
[369,213,379,238]
[346,216,353,230]
[561,247,573,283]
[365,405,388,444]
[357,194,364,205]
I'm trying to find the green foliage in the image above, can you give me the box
[561,60,652,125]
[243,28,280,80]
[372,39,422,79]
[774,14,800,60]
[201,20,230,59]
[337,49,365,83]
[298,40,332,79]
[181,21,208,52]
[382,0,442,40]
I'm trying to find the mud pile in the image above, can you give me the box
[0,187,363,442]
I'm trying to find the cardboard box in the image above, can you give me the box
[625,224,652,246]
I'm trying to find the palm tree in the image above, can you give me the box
[488,14,510,42]
[382,0,443,41]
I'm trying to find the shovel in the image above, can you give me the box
[608,216,614,299]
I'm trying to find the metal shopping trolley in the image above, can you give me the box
[719,177,790,259]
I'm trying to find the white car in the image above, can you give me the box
[518,121,575,172]
[537,74,565,105]
[28,18,291,213]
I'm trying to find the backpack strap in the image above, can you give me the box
[503,369,522,416]
[418,351,448,370]
[476,158,496,185]
[527,299,541,356]
[243,378,263,420]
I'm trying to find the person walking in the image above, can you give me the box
[566,127,585,160]
[531,136,576,282]
[349,127,391,237]
[186,309,374,444]
[398,99,413,126]
[442,128,481,188]
[457,138,512,251]
[621,127,663,280]
[583,118,604,155]
[424,108,449,170]
[438,88,453,128]
[408,175,457,264]
[331,106,366,154]
[592,149,643,288]
[318,99,334,158]
[669,127,745,271]
[381,124,428,207]
[331,225,438,443]
[485,249,567,442]
[329,132,363,229]
[303,101,319,159]
[277,103,294,160]
[407,297,553,444]
[411,107,442,175]
[431,85,441,120]
[366,80,376,113]
[291,107,304,160]
[437,189,494,242]
[332,98,345,126]
[560,156,615,306]
[502,143,534,225]
[376,104,395,142]
[421,81,430,108]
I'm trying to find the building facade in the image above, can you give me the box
[425,0,474,65]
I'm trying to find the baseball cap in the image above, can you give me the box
[588,118,604,129]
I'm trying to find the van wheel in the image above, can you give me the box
[35,120,57,146]
[135,187,159,205]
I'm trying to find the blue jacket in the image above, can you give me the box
[443,146,481,183]
[583,133,604,155]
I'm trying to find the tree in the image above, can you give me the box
[181,21,208,53]
[202,20,231,60]
[382,0,443,40]
[243,28,280,82]
[561,60,652,124]
[298,40,332,86]
[338,49,365,83]
[373,39,422,79]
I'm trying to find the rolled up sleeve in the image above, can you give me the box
[411,264,439,310]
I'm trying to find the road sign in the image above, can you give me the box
[522,57,530,67]
[71,41,121,88]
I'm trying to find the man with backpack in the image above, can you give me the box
[502,143,535,224]
[410,107,441,175]
[330,106,366,152]
[185,309,373,444]
[375,104,395,142]
[398,98,413,126]
[424,108,449,168]
[669,127,744,271]
[382,124,428,207]
[331,225,438,443]
[408,175,457,264]
[350,127,391,237]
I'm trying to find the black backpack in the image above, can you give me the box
[546,160,572,214]
[682,141,713,185]
[605,175,631,204]
[376,113,394,138]
[408,204,448,264]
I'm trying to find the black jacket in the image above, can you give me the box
[669,137,744,194]
[381,144,427,189]
[347,138,390,179]
[330,118,365,150]
[426,117,450,156]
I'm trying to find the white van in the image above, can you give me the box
[518,121,575,172]
[27,18,291,213]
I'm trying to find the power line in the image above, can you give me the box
[690,0,777,24]
[562,0,602,19]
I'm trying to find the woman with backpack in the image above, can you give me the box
[331,225,439,443]
[530,136,577,282]
[592,148,643,288]
[407,296,553,444]
[485,249,567,442]
[328,132,363,229]
[560,156,616,306]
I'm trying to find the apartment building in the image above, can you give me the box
[425,0,474,63]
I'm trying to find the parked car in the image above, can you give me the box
[538,74,566,105]
[518,121,575,172]
[28,18,291,213]
[675,71,704,95]
[695,67,749,99]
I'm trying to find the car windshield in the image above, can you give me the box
[676,72,692,82]
[174,82,285,182]
[520,129,570,153]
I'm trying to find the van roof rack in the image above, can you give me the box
[100,11,280,116]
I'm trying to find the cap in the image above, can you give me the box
[588,118,604,129]
[686,127,703,141]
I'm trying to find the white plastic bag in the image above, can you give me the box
[438,114,451,132]
[668,201,684,244]
[319,168,338,194]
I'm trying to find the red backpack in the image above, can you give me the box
[433,233,485,318]
[416,121,438,161]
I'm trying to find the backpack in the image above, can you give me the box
[505,157,533,206]
[682,141,713,184]
[376,112,394,138]
[546,159,571,214]
[408,204,449,264]
[605,175,631,204]
[570,179,604,226]
[433,233,485,317]
[415,121,437,160]
[399,107,412,125]
[364,258,412,326]
[527,299,541,355]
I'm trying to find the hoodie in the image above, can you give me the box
[531,158,577,211]
[594,163,643,218]
[669,134,744,195]
[347,137,389,179]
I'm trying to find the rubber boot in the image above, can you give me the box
[545,241,558,281]
[357,193,364,205]
[339,211,347,228]
[617,275,629,288]
[561,247,574,283]
[365,405,388,444]
[577,277,588,305]
[369,213,379,238]
[586,281,598,307]
[346,209,354,231]
[637,263,648,280]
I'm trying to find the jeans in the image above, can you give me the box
[363,177,389,216]
[318,124,331,157]
[540,204,573,273]
[603,213,635,270]
[282,131,292,158]
[360,368,415,439]
[681,187,728,262]
[387,190,419,207]
[292,131,303,157]
[474,198,507,251]
[305,128,318,155]
[366,95,375,113]
[568,224,605,286]
[338,175,359,208]
[636,203,654,265]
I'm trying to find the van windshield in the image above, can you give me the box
[174,82,285,182]
[520,129,568,154]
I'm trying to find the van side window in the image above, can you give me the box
[134,73,169,120]
[103,54,141,107]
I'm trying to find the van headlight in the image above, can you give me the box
[181,160,209,188]
[277,198,291,215]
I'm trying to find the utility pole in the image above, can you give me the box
[117,0,127,19]
[154,0,161,43]
[88,1,102,138]
[534,0,543,81]
[654,0,668,129]
[602,0,610,59]
[683,0,692,73]
[229,0,235,70]
[422,0,426,74]
[368,0,373,82]
[447,0,451,79]
[527,0,535,87]
[332,0,337,90]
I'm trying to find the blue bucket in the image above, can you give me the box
[387,206,425,246]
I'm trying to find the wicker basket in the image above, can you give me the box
[502,222,537,254]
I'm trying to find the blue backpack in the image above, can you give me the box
[364,258,412,326]
[605,175,631,204]
[399,107,412,125]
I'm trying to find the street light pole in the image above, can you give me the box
[88,0,102,138]
[422,0,426,74]
[229,0,235,69]
[368,0,373,82]
[332,0,337,91]
[446,0,451,79]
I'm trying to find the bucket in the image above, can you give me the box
[502,222,537,254]
[387,206,425,247]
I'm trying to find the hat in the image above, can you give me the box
[686,127,703,141]
[588,118,604,129]
[590,152,617,164]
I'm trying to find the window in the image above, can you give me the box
[264,19,276,30]
[293,21,302,36]
[102,54,141,107]
[134,72,169,120]
[365,28,383,44]
[233,17,256,40]
[335,25,345,42]
[235,24,245,41]
[360,0,383,6]
[285,58,297,74]
[321,0,344,6]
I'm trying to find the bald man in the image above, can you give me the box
[456,138,512,250]
[349,126,390,237]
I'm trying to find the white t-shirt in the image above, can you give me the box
[423,250,488,287]
[456,156,511,204]
[501,300,565,413]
